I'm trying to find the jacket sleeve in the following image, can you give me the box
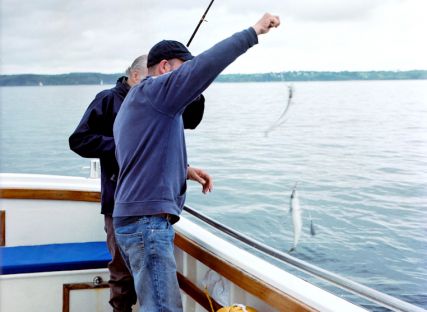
[146,27,258,116]
[183,94,205,129]
[69,92,115,158]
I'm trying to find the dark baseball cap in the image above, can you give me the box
[147,40,194,68]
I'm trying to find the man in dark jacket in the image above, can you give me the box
[69,55,205,312]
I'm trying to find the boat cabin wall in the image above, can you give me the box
[0,198,104,247]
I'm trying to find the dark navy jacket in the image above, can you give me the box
[69,77,205,215]
[113,28,258,222]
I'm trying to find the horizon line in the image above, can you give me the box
[1,69,427,76]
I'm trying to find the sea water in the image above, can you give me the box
[1,80,426,310]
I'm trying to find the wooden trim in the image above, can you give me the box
[62,275,221,312]
[175,232,317,312]
[62,281,109,312]
[1,186,314,310]
[0,189,100,202]
[177,271,222,311]
[0,210,5,246]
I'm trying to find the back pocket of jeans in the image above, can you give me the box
[115,232,145,273]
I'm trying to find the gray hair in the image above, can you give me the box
[125,55,147,77]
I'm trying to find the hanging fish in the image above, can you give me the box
[289,183,302,252]
[309,212,316,236]
[264,84,295,136]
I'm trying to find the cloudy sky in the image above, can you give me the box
[1,0,426,74]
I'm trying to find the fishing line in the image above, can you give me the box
[186,6,316,250]
[263,77,316,248]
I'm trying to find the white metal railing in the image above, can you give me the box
[183,205,426,312]
[89,159,101,179]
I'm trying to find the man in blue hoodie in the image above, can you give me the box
[69,55,206,312]
[113,13,280,311]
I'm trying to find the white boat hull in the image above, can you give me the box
[0,173,368,312]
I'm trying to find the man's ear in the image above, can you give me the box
[130,71,139,83]
[158,60,170,74]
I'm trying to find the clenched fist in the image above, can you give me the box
[252,13,280,35]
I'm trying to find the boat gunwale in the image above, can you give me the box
[6,174,420,312]
[0,185,317,311]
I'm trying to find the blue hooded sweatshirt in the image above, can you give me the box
[69,77,205,215]
[113,28,258,222]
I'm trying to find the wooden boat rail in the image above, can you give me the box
[2,186,425,312]
[0,187,313,311]
[182,206,427,312]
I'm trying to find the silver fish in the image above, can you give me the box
[264,85,295,136]
[309,212,316,236]
[289,184,302,252]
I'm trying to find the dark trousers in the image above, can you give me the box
[104,215,137,312]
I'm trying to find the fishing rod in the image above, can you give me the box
[187,0,216,47]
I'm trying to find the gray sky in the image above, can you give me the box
[1,0,426,74]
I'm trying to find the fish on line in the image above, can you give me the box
[288,183,316,252]
[264,84,295,137]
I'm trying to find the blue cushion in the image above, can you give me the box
[0,242,111,275]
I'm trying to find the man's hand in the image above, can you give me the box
[252,13,280,35]
[187,166,213,194]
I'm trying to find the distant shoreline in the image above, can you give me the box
[1,70,426,86]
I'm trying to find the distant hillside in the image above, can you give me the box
[0,73,119,86]
[215,70,427,82]
[1,70,426,86]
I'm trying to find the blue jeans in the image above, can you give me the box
[114,216,183,312]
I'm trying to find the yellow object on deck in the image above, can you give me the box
[204,286,257,312]
[217,305,257,312]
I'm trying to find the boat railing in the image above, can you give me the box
[183,205,426,312]
[0,172,424,312]
[89,159,101,179]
